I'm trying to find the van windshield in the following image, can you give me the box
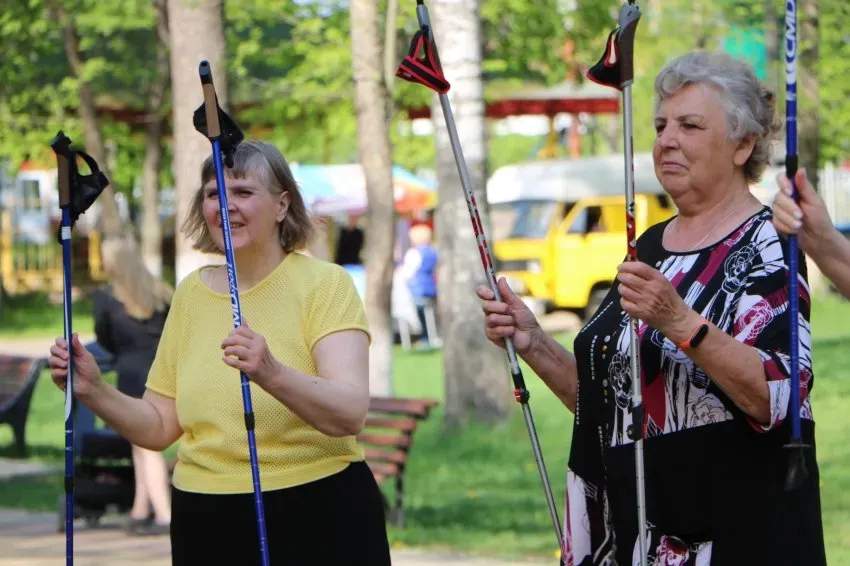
[490,200,559,240]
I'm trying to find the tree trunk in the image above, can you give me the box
[798,0,825,295]
[764,0,780,95]
[383,0,399,97]
[55,3,169,298]
[167,0,228,283]
[141,0,170,278]
[798,0,819,187]
[350,0,396,397]
[430,0,511,427]
[55,5,123,239]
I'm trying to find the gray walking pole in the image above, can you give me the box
[586,2,648,564]
[397,1,565,562]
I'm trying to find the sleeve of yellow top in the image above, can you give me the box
[307,265,371,350]
[144,286,182,399]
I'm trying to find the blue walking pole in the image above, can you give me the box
[50,132,108,566]
[783,0,809,491]
[193,61,269,565]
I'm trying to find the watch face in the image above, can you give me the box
[691,324,709,348]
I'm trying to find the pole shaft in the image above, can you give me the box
[623,84,648,566]
[211,140,270,566]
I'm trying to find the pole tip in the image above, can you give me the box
[199,60,213,84]
[784,442,810,491]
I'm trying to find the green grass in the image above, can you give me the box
[0,292,94,339]
[3,298,850,562]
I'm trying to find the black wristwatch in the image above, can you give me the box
[679,317,710,350]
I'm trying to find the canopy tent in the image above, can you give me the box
[404,80,620,120]
[292,164,436,216]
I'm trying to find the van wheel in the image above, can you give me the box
[584,288,610,322]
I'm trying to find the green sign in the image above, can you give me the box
[723,26,767,80]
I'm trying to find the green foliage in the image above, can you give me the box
[0,0,75,167]
[224,1,358,164]
[818,2,850,164]
[0,292,94,339]
[480,0,570,84]
[0,0,159,200]
[0,0,847,197]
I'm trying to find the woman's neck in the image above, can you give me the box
[232,243,287,290]
[666,184,762,252]
[676,187,752,226]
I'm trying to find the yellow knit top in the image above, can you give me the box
[145,252,370,494]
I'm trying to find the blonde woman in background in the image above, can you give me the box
[92,239,173,535]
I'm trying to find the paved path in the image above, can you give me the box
[0,509,549,565]
[0,336,95,359]
[0,458,59,480]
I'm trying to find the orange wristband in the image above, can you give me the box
[677,316,710,350]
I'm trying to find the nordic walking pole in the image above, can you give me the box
[396,2,565,562]
[50,132,108,566]
[193,60,269,566]
[585,2,648,563]
[783,0,809,491]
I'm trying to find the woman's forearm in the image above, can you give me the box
[80,383,175,451]
[262,365,370,437]
[522,331,579,413]
[810,229,850,300]
[667,313,770,424]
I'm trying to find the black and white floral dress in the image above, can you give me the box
[563,207,826,565]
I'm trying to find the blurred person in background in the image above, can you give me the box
[92,238,173,535]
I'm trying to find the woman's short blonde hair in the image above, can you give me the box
[101,238,173,320]
[182,141,313,254]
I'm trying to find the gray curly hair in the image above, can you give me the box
[654,51,782,183]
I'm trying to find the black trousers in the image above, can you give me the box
[170,461,391,565]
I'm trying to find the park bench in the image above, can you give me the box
[357,396,439,527]
[0,354,47,457]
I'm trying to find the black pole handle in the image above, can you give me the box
[51,132,73,207]
[199,61,221,139]
[616,3,641,86]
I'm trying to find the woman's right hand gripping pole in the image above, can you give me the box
[49,332,103,400]
[476,277,542,356]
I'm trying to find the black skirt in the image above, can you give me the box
[170,461,391,565]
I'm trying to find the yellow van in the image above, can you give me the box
[487,153,676,317]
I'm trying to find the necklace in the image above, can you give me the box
[668,192,752,251]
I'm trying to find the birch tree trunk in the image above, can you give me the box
[167,0,228,283]
[430,0,511,427]
[140,0,170,278]
[798,0,825,296]
[350,0,396,397]
[54,5,122,239]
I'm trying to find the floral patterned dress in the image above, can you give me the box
[563,207,825,565]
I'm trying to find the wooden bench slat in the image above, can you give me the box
[0,358,34,372]
[363,447,408,465]
[364,417,418,432]
[357,433,411,448]
[367,461,400,477]
[0,355,45,458]
[368,397,439,418]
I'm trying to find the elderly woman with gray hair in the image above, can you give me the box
[477,52,825,564]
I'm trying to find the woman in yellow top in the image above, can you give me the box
[47,141,391,565]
